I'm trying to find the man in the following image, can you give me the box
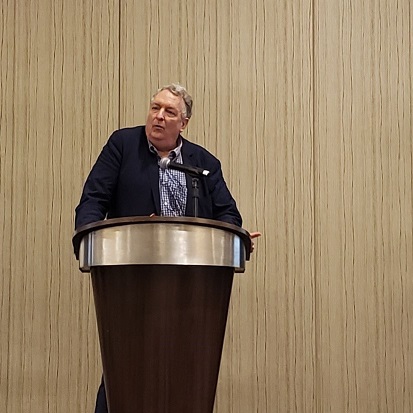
[75,83,242,229]
[75,84,259,412]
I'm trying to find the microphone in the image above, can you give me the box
[159,157,210,177]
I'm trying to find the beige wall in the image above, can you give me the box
[1,0,412,412]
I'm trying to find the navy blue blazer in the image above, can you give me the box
[75,126,242,229]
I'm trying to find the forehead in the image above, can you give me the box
[151,89,184,109]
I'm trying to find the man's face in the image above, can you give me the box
[145,89,189,154]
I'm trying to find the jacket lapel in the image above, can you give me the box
[149,164,161,215]
[143,149,161,215]
[182,139,195,217]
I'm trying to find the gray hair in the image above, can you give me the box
[153,83,193,119]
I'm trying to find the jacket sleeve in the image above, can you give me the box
[74,132,123,229]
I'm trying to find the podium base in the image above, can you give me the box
[92,264,234,413]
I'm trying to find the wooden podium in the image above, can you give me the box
[73,216,251,413]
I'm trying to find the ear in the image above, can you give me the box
[180,117,189,132]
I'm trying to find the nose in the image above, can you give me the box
[156,108,165,120]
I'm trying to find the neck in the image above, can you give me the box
[158,150,171,158]
[149,136,182,158]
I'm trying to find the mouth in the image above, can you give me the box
[153,124,164,130]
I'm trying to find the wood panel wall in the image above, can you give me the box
[0,0,412,412]
[314,0,413,411]
[0,0,119,411]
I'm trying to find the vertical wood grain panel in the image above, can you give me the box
[214,1,315,412]
[0,0,119,411]
[0,2,16,411]
[314,0,413,411]
[121,1,314,411]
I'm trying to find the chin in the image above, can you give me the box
[150,130,165,139]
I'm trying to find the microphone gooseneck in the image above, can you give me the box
[159,157,210,177]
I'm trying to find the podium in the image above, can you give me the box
[73,216,251,413]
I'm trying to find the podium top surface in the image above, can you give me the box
[73,217,251,273]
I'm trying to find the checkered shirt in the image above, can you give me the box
[148,140,187,216]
